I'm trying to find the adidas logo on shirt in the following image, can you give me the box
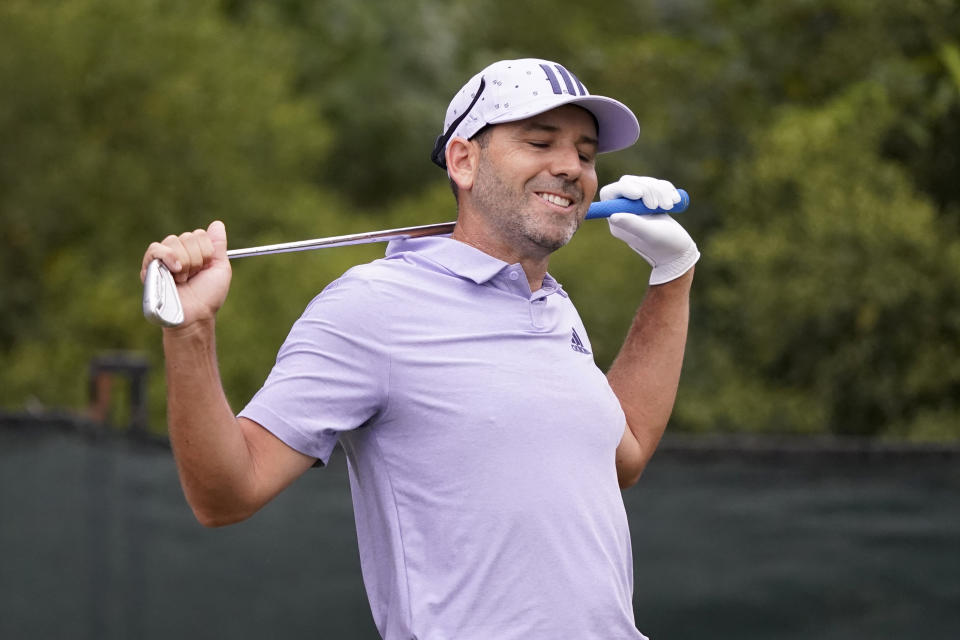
[570,328,591,355]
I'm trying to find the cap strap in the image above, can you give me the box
[431,77,487,169]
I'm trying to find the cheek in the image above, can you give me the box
[512,154,547,180]
[488,149,537,184]
[582,168,599,199]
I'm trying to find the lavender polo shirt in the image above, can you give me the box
[239,236,646,640]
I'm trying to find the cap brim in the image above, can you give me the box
[486,94,640,154]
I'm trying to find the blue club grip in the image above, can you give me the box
[585,189,689,219]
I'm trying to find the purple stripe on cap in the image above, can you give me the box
[539,63,563,95]
[554,64,577,95]
[573,74,587,96]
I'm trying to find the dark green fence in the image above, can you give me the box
[2,426,958,639]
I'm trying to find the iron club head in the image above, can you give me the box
[143,259,184,327]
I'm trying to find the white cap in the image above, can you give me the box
[431,58,640,168]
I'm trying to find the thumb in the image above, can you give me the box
[207,220,228,256]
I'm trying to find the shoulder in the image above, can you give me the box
[298,258,408,327]
[318,257,410,299]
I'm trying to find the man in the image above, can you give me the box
[140,58,698,639]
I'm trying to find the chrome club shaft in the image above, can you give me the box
[142,193,689,327]
[225,222,456,259]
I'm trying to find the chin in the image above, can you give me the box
[510,208,581,253]
[530,226,578,252]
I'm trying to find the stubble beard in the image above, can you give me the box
[471,156,583,255]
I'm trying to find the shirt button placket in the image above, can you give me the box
[530,297,547,330]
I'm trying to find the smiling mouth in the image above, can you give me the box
[536,192,573,208]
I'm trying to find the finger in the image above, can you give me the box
[599,182,621,202]
[656,179,680,209]
[140,241,183,282]
[607,211,654,237]
[613,180,645,202]
[600,177,637,201]
[141,242,169,277]
[195,229,215,263]
[640,190,659,210]
[144,236,188,274]
[607,214,637,244]
[655,190,673,211]
[161,232,197,284]
[206,220,228,257]
[193,229,213,264]
[621,176,659,205]
[178,230,207,280]
[607,211,638,231]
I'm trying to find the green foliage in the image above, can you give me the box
[0,0,335,425]
[681,83,960,438]
[223,0,468,205]
[2,0,958,440]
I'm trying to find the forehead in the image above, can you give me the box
[499,104,599,142]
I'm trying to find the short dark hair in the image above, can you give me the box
[448,125,493,203]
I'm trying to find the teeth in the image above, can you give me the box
[538,193,572,207]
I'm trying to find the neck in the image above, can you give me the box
[451,215,550,292]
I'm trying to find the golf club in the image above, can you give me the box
[143,192,690,327]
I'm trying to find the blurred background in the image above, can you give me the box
[1,0,958,638]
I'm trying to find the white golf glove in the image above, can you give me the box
[600,176,700,285]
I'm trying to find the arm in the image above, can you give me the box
[163,320,315,526]
[598,176,700,487]
[609,270,693,488]
[141,222,315,527]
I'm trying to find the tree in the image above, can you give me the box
[0,0,335,422]
[679,81,960,439]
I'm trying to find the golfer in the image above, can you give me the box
[140,57,699,639]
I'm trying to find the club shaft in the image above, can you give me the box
[143,193,689,326]
[226,222,456,259]
[223,192,689,259]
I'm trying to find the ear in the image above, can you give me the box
[446,136,479,193]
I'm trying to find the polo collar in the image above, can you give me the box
[385,236,567,297]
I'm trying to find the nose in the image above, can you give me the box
[548,144,582,179]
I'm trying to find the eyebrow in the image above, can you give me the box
[519,121,599,147]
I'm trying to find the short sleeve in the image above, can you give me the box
[238,273,389,464]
